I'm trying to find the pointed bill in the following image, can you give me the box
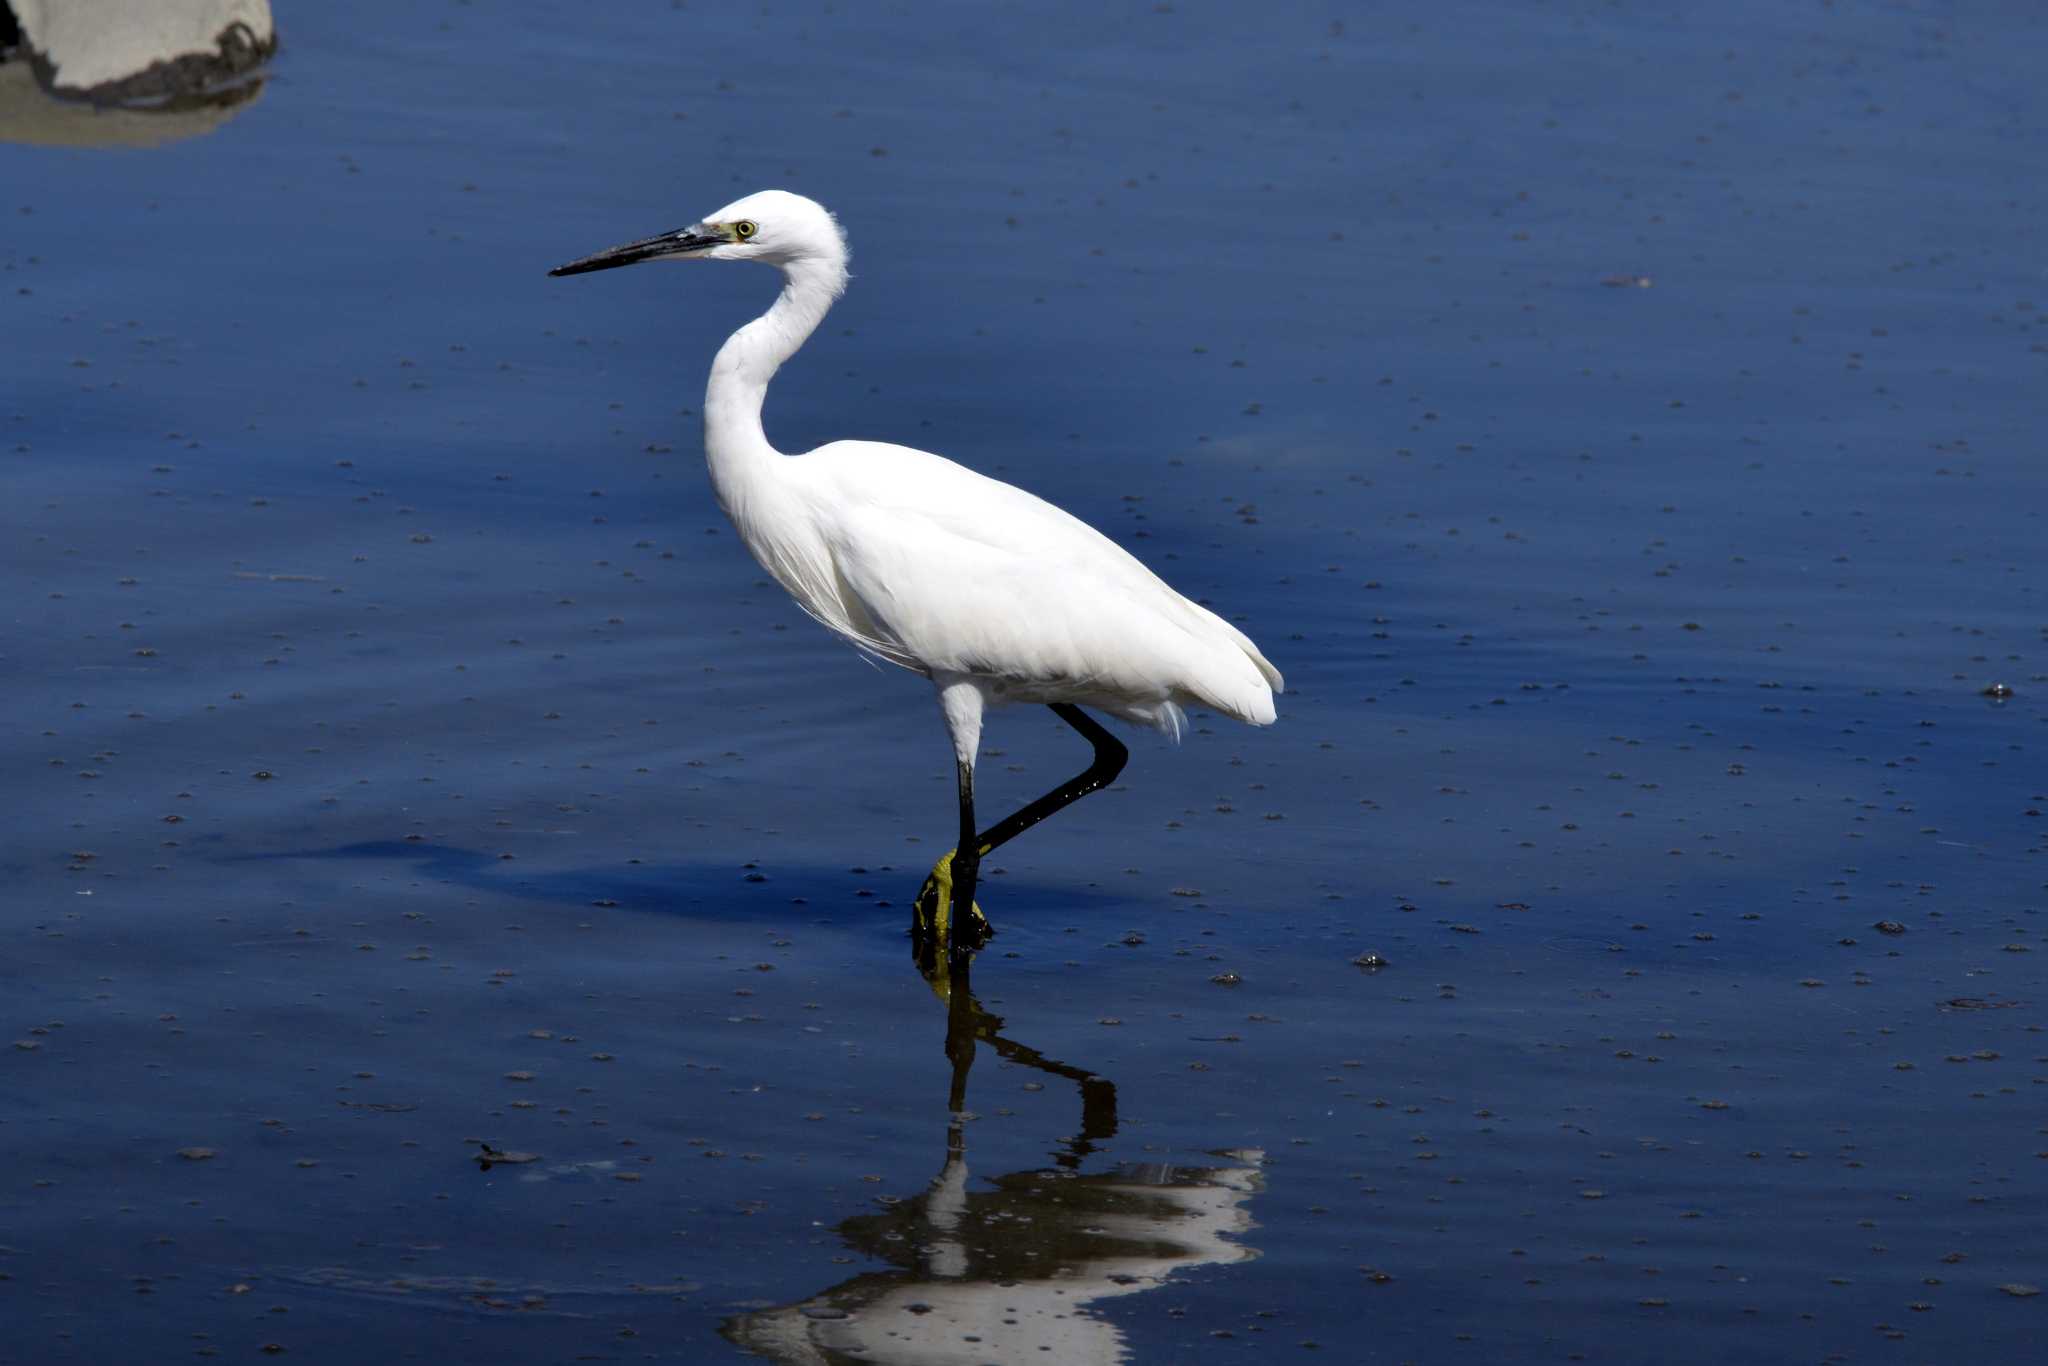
[548,225,726,277]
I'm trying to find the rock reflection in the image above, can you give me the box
[723,964,1263,1364]
[0,0,275,147]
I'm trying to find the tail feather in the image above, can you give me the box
[1248,648,1284,695]
[1178,599,1283,703]
[1226,628,1284,695]
[1180,658,1278,728]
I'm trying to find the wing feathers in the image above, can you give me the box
[760,440,1280,731]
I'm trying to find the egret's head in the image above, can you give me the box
[549,189,848,284]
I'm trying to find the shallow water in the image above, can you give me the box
[4,1,2046,1361]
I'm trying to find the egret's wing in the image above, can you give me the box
[795,442,1278,723]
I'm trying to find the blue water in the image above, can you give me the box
[4,1,2045,1361]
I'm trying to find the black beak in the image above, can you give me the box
[548,227,724,278]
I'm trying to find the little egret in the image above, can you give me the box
[549,190,1282,963]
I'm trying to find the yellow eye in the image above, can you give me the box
[734,220,757,241]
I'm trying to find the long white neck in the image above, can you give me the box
[702,256,845,516]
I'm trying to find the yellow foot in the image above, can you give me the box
[912,851,993,952]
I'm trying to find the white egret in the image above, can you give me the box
[549,190,1282,962]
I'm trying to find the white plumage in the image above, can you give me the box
[759,440,1280,736]
[552,189,1280,956]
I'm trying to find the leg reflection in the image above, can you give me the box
[939,954,1117,1167]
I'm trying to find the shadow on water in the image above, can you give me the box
[0,0,277,147]
[721,957,1263,1364]
[225,839,1134,927]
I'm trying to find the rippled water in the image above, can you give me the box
[4,1,2045,1361]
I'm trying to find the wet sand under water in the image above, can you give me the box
[4,1,2046,1361]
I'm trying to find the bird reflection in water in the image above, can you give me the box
[0,0,276,148]
[722,958,1264,1364]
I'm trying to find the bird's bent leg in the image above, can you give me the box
[967,703,1129,859]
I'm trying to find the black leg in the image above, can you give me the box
[915,703,1129,972]
[946,760,980,969]
[967,703,1128,860]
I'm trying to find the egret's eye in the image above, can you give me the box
[734,220,758,241]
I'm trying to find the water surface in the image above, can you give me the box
[4,2,2045,1361]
